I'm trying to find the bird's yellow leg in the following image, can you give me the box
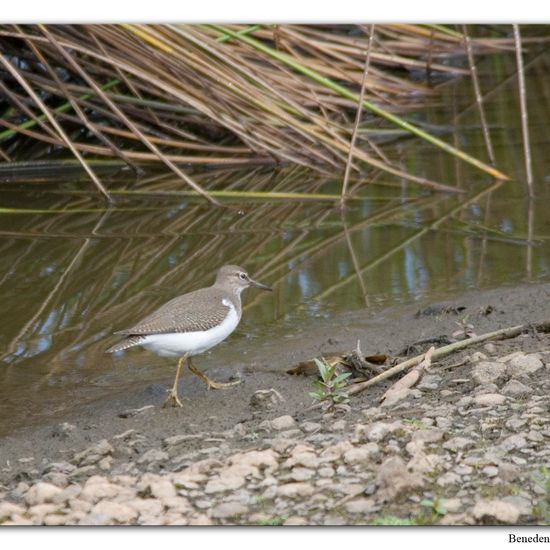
[188,358,242,390]
[162,353,189,408]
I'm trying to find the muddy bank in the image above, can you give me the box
[1,282,550,525]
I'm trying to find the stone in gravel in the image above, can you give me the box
[417,374,442,390]
[148,479,177,500]
[82,501,138,525]
[210,502,248,519]
[343,443,379,465]
[484,343,497,354]
[482,466,499,477]
[375,456,424,501]
[381,388,411,408]
[443,437,475,452]
[436,472,461,487]
[0,502,25,522]
[474,393,507,406]
[204,472,246,493]
[318,467,334,478]
[411,428,445,444]
[137,448,169,465]
[498,434,527,452]
[28,503,60,523]
[270,415,296,430]
[345,498,377,514]
[320,441,353,461]
[472,499,521,524]
[80,476,123,503]
[249,388,284,409]
[356,421,400,443]
[331,420,346,431]
[498,462,521,482]
[277,482,314,498]
[230,449,279,471]
[289,467,315,481]
[300,422,321,434]
[471,362,506,385]
[501,379,533,397]
[25,482,63,506]
[163,433,204,447]
[505,416,527,431]
[73,439,114,467]
[507,354,543,377]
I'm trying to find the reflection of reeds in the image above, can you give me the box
[0,24,519,201]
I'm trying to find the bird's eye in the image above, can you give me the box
[239,272,247,280]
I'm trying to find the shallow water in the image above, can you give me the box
[1,45,550,435]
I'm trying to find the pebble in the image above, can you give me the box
[501,379,533,397]
[473,393,506,406]
[472,499,521,524]
[269,415,296,431]
[209,502,248,519]
[507,354,543,377]
[471,362,506,385]
[443,437,475,452]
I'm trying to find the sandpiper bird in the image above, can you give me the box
[106,265,272,407]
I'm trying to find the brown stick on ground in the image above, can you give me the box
[348,320,550,397]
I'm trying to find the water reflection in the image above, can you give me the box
[1,47,550,434]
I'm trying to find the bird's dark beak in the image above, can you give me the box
[249,277,272,291]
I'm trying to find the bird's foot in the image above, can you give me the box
[162,390,184,408]
[205,377,243,391]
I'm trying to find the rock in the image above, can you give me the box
[277,482,314,498]
[229,449,279,471]
[73,440,114,467]
[481,466,499,477]
[25,482,63,506]
[375,456,424,501]
[137,449,169,465]
[345,498,377,514]
[270,415,296,431]
[483,343,497,354]
[82,501,138,525]
[411,428,445,444]
[249,389,284,409]
[498,434,527,452]
[443,437,475,452]
[507,354,543,377]
[210,502,248,519]
[331,420,346,431]
[473,393,506,406]
[355,421,400,443]
[148,480,177,500]
[472,499,521,524]
[501,379,533,397]
[417,374,442,390]
[320,441,353,461]
[289,467,315,481]
[498,462,521,482]
[381,388,411,408]
[471,362,506,385]
[0,502,25,522]
[300,422,321,434]
[436,472,461,487]
[80,476,125,503]
[343,443,379,465]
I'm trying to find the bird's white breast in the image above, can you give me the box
[140,299,240,357]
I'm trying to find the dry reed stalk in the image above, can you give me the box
[513,24,534,196]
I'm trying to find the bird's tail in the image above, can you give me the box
[105,335,145,354]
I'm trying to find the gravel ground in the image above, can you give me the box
[1,283,550,526]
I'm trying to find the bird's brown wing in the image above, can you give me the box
[115,287,232,335]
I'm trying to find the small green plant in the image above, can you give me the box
[416,498,447,524]
[309,358,352,412]
[256,516,287,526]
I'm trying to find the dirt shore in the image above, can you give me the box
[1,282,550,525]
